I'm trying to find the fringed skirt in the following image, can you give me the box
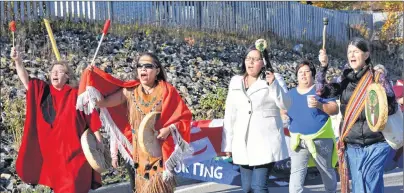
[134,173,176,193]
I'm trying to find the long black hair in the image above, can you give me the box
[240,44,272,79]
[135,52,167,81]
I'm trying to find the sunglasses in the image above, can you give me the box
[136,63,157,69]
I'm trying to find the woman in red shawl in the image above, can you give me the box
[10,47,104,193]
[85,52,193,193]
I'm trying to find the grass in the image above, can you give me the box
[20,185,53,193]
[2,97,25,150]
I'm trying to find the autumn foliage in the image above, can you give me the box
[302,1,404,43]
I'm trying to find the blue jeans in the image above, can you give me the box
[345,141,391,193]
[239,163,274,193]
[384,147,403,172]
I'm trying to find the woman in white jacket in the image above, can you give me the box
[222,44,291,193]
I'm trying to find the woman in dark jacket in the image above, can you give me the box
[316,37,397,193]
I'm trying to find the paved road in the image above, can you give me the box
[175,172,403,193]
[91,169,403,193]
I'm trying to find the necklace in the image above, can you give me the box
[141,82,156,94]
[132,83,163,116]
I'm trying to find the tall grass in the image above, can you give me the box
[2,97,25,150]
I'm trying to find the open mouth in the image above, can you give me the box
[350,59,357,63]
[52,78,59,81]
[140,72,147,78]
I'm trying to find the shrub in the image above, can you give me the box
[199,87,227,119]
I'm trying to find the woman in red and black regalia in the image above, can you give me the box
[79,52,193,193]
[10,47,104,193]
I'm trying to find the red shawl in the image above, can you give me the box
[16,79,102,193]
[76,67,193,176]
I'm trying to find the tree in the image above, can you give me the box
[305,1,404,42]
[300,1,356,10]
[303,1,403,12]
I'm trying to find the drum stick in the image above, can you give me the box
[322,17,328,50]
[91,19,111,66]
[44,19,61,61]
[255,39,274,85]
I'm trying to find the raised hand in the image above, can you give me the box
[86,64,94,71]
[319,49,328,67]
[265,71,275,85]
[10,47,22,62]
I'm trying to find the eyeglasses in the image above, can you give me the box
[245,57,262,62]
[137,63,157,69]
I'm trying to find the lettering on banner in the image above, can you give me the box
[175,162,224,180]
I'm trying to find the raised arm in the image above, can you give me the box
[315,65,328,95]
[274,73,288,93]
[267,73,291,110]
[316,49,345,98]
[316,49,331,95]
[96,88,127,108]
[10,47,29,90]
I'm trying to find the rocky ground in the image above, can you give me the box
[0,24,402,192]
